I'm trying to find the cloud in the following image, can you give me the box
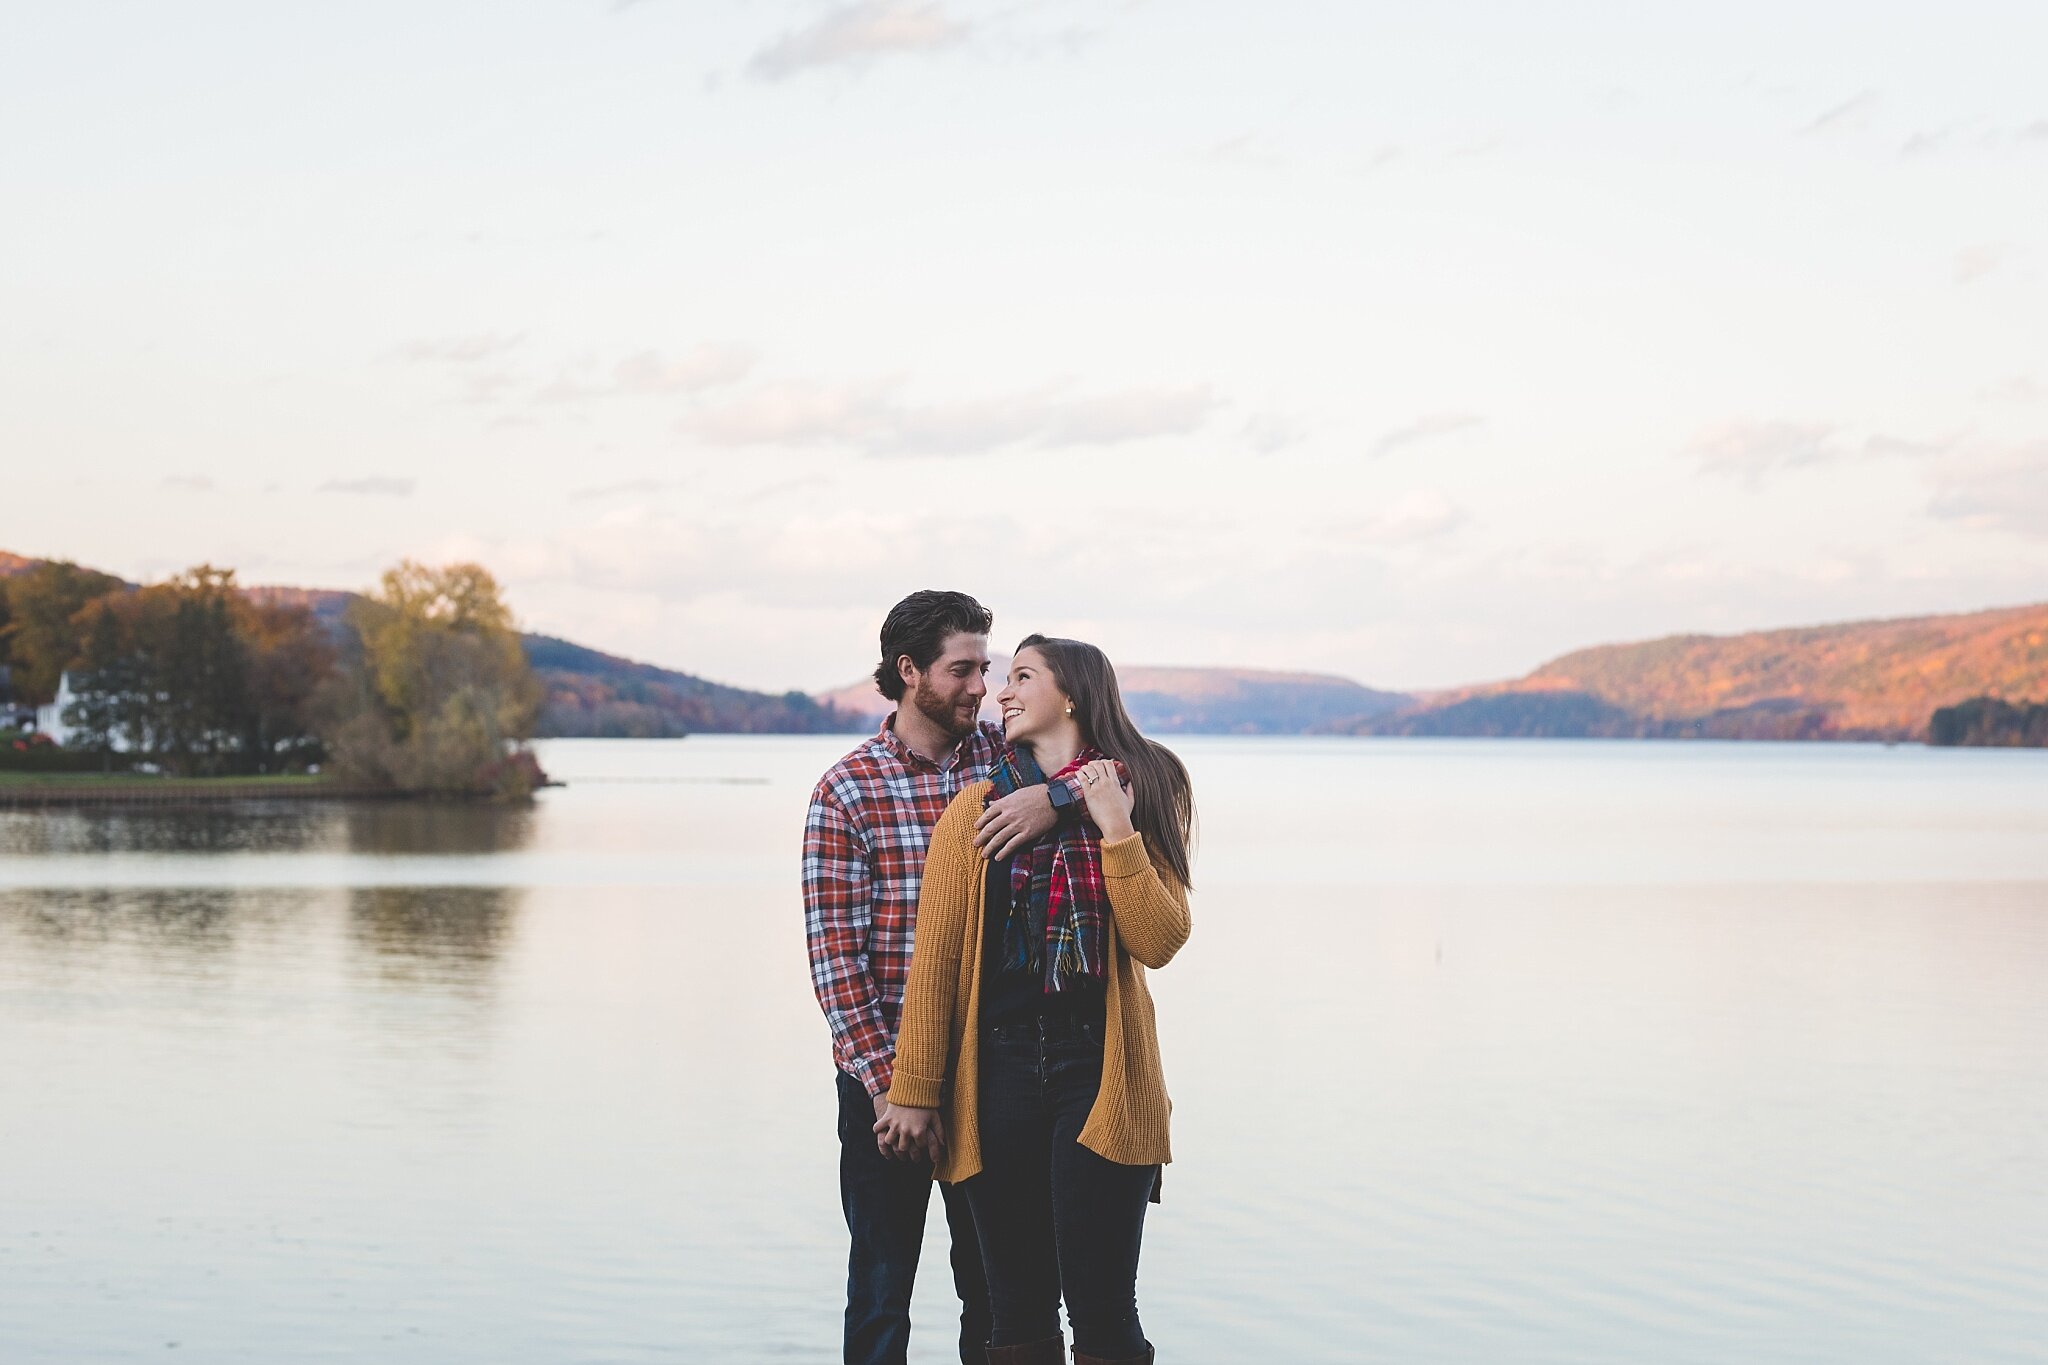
[614,345,756,393]
[1802,90,1880,135]
[162,475,214,492]
[1901,127,1955,157]
[457,369,522,405]
[569,478,672,502]
[538,345,756,403]
[748,2,972,81]
[1954,242,2017,284]
[1903,119,2048,157]
[1349,488,1467,545]
[1371,413,1483,459]
[680,377,1219,455]
[1242,410,1304,454]
[1979,375,2043,403]
[1688,420,1843,483]
[685,379,892,447]
[398,332,524,364]
[1204,133,1286,169]
[1689,420,1942,486]
[1035,386,1219,448]
[319,477,417,497]
[1927,443,2048,538]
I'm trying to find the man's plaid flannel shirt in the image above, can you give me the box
[803,716,1084,1097]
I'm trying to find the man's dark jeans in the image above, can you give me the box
[836,1069,991,1365]
[964,1017,1157,1358]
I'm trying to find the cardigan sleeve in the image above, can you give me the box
[886,785,986,1110]
[1100,831,1191,970]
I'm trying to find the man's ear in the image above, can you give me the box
[896,655,919,692]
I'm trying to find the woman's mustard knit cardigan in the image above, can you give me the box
[886,780,1192,1183]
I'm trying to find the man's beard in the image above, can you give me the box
[911,677,977,741]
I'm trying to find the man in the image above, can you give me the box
[804,590,1086,1365]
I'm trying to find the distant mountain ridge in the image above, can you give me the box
[523,635,853,736]
[816,661,1411,735]
[12,550,2044,741]
[1353,602,2048,741]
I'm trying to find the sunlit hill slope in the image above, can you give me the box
[1355,603,2048,740]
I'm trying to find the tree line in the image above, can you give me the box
[0,558,545,796]
[1927,696,2048,747]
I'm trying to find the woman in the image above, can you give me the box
[876,635,1194,1365]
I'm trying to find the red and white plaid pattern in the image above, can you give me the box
[804,716,1078,1097]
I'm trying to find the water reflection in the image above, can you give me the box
[1,886,251,954]
[0,799,536,859]
[0,883,524,996]
[0,804,337,857]
[343,803,534,856]
[347,885,520,990]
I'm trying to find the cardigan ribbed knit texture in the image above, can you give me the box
[886,780,1191,1182]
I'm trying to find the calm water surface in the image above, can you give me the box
[2,737,2045,1363]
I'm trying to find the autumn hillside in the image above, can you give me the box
[248,587,860,736]
[1358,602,2048,741]
[3,555,860,738]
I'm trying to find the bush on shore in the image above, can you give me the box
[320,561,547,800]
[0,731,138,773]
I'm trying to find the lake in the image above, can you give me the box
[2,736,2045,1363]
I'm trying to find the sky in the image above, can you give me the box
[3,1,2046,694]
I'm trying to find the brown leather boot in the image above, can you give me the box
[986,1335,1065,1364]
[1071,1347,1153,1365]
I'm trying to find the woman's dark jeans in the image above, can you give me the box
[966,1016,1157,1357]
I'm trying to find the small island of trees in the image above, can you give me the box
[1927,696,2048,748]
[0,558,546,799]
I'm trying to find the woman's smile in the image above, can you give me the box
[995,646,1073,744]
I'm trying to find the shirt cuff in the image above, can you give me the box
[848,1052,894,1098]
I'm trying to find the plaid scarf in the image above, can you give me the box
[986,743,1122,994]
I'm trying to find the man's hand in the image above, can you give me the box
[973,785,1058,860]
[873,1092,890,1124]
[874,1102,946,1164]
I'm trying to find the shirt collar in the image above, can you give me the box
[878,711,969,773]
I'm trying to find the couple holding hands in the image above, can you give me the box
[803,591,1196,1365]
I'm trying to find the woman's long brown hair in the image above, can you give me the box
[1015,634,1195,889]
